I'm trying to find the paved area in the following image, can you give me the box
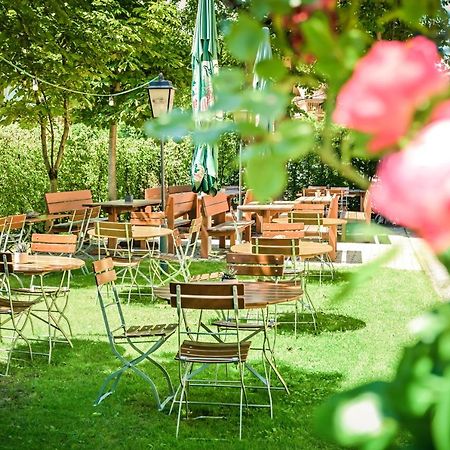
[335,226,450,299]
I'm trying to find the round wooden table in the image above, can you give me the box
[230,241,332,260]
[13,253,85,275]
[154,281,302,310]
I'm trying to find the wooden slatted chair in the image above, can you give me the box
[169,282,272,439]
[200,192,252,258]
[262,221,305,239]
[0,253,37,375]
[151,217,203,286]
[11,234,77,362]
[251,237,317,331]
[5,214,27,252]
[93,258,176,410]
[343,190,371,224]
[94,222,141,303]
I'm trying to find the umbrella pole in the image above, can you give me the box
[238,139,243,220]
[160,138,168,258]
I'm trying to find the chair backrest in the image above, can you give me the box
[201,192,229,219]
[168,184,192,194]
[0,217,9,252]
[327,194,339,219]
[226,253,285,277]
[293,203,325,211]
[251,236,301,257]
[93,258,127,345]
[303,186,326,196]
[262,222,305,238]
[288,210,323,226]
[45,190,92,214]
[169,282,245,310]
[145,186,164,201]
[31,233,77,255]
[94,221,132,239]
[183,217,202,258]
[130,211,165,226]
[165,192,198,229]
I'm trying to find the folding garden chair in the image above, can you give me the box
[251,237,317,332]
[169,282,272,439]
[0,253,37,375]
[11,233,77,362]
[150,217,202,285]
[5,214,27,252]
[95,222,142,303]
[93,258,177,410]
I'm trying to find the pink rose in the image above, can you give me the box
[333,36,448,153]
[430,99,450,123]
[370,120,450,252]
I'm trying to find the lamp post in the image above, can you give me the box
[147,73,175,212]
[147,74,175,258]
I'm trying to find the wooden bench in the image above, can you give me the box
[200,192,252,258]
[343,190,371,224]
[45,189,93,214]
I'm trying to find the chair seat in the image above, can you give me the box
[304,225,329,236]
[176,340,251,363]
[174,218,191,228]
[207,220,252,233]
[111,257,140,267]
[0,297,38,313]
[212,319,275,330]
[115,323,177,339]
[344,211,366,221]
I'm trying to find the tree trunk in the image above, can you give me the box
[108,120,118,200]
[108,81,120,200]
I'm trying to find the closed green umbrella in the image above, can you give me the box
[191,0,219,195]
[253,26,274,132]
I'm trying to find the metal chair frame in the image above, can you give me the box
[93,258,176,410]
[0,253,36,375]
[169,282,273,440]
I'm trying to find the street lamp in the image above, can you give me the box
[147,73,175,212]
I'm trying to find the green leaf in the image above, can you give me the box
[255,58,287,83]
[245,147,286,201]
[225,15,265,62]
[144,109,193,141]
[272,120,314,160]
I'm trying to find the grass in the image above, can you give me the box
[0,260,441,449]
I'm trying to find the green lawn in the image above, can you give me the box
[0,261,441,449]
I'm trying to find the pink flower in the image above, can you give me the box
[430,99,450,123]
[370,120,450,252]
[333,36,448,153]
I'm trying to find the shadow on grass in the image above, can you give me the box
[276,312,366,335]
[0,339,343,449]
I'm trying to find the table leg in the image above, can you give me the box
[107,208,119,249]
[328,225,337,261]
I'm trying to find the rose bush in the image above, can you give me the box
[333,36,448,152]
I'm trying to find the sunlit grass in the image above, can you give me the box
[0,261,441,449]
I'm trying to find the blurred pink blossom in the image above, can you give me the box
[333,36,448,153]
[430,99,450,122]
[370,120,450,252]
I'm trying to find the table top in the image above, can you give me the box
[238,203,294,212]
[272,217,347,226]
[231,241,333,259]
[154,281,302,309]
[13,254,85,274]
[295,195,333,204]
[88,225,172,240]
[84,199,159,210]
[25,213,70,224]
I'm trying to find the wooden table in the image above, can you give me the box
[231,241,332,260]
[237,203,294,233]
[345,189,366,212]
[154,281,302,310]
[295,195,333,204]
[13,253,85,274]
[84,199,160,222]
